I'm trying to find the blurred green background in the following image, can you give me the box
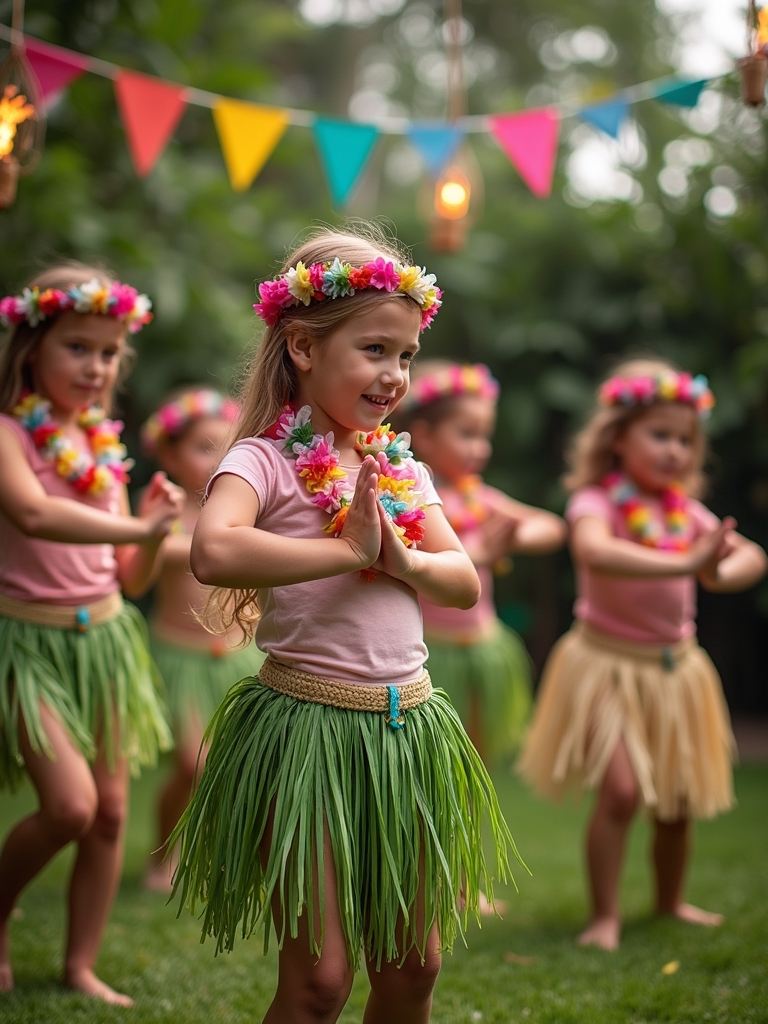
[1,0,766,710]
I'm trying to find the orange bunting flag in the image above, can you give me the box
[489,108,560,198]
[213,99,289,191]
[114,71,188,177]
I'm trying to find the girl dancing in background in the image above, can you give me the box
[518,357,766,950]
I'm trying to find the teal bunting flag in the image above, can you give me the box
[651,77,709,108]
[313,119,379,206]
[577,98,630,139]
[407,124,465,176]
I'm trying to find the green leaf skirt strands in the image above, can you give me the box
[171,675,525,968]
[0,600,172,790]
[150,630,264,740]
[425,621,533,767]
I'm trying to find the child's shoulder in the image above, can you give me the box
[565,485,614,524]
[0,412,35,456]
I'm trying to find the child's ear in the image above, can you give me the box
[285,330,314,372]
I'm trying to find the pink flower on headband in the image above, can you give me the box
[369,257,400,292]
[253,278,293,326]
[110,283,139,318]
[308,263,326,293]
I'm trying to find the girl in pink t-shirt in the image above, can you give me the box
[170,228,522,1024]
[139,388,264,893]
[0,264,183,1005]
[393,360,566,767]
[518,357,766,951]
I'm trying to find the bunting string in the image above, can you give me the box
[0,22,728,204]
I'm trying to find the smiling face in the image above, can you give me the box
[613,402,699,493]
[28,311,126,422]
[288,297,421,452]
[410,395,496,482]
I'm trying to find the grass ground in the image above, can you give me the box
[1,762,766,1023]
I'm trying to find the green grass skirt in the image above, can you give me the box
[171,675,524,967]
[425,621,533,765]
[150,632,265,739]
[0,602,172,790]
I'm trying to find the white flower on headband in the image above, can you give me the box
[285,262,314,306]
[131,293,152,322]
[72,278,110,314]
[401,268,438,307]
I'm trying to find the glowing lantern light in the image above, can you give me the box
[0,26,45,209]
[435,165,471,220]
[739,0,768,106]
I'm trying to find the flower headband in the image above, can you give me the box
[141,388,240,454]
[599,371,715,418]
[253,256,442,331]
[399,363,500,412]
[0,278,153,334]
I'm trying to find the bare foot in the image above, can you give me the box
[63,968,134,1007]
[660,902,723,927]
[143,859,175,894]
[577,916,620,950]
[0,919,12,992]
[478,890,507,917]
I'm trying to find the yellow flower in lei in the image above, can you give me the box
[285,261,315,305]
[397,265,422,293]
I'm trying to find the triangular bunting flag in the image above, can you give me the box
[313,119,379,206]
[213,99,288,191]
[651,77,709,108]
[24,39,90,101]
[577,98,630,139]
[114,71,188,177]
[407,124,465,176]
[489,108,559,198]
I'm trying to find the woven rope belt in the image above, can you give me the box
[258,656,432,730]
[0,590,123,631]
[578,621,696,672]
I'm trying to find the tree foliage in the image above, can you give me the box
[1,0,766,707]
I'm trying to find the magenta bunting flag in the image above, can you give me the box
[489,108,560,198]
[25,38,91,101]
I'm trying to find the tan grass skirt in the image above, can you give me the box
[517,622,736,821]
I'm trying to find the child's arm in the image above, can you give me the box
[114,473,186,598]
[191,456,382,588]
[482,490,566,555]
[373,501,481,609]
[0,423,179,546]
[571,513,736,578]
[698,531,767,592]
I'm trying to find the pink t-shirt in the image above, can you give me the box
[420,483,497,638]
[209,437,442,685]
[567,485,719,644]
[0,414,121,606]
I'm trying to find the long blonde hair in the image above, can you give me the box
[563,356,708,497]
[207,223,421,642]
[0,262,135,415]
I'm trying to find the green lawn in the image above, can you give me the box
[1,762,766,1023]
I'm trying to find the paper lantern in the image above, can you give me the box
[0,44,44,209]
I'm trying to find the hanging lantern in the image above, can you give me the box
[427,144,483,253]
[0,43,45,209]
[739,1,768,106]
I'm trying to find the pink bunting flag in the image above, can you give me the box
[489,108,560,198]
[114,71,188,177]
[25,38,91,101]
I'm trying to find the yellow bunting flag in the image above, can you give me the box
[213,99,288,191]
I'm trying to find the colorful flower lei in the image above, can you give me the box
[602,472,689,551]
[13,393,133,497]
[598,371,714,419]
[253,257,442,332]
[0,278,153,334]
[265,404,427,549]
[141,388,240,454]
[443,475,488,533]
[399,363,500,412]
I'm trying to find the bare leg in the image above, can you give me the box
[261,826,354,1024]
[578,737,639,951]
[652,817,722,927]
[0,704,97,992]
[63,743,133,1007]
[364,860,442,1024]
[145,722,205,894]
